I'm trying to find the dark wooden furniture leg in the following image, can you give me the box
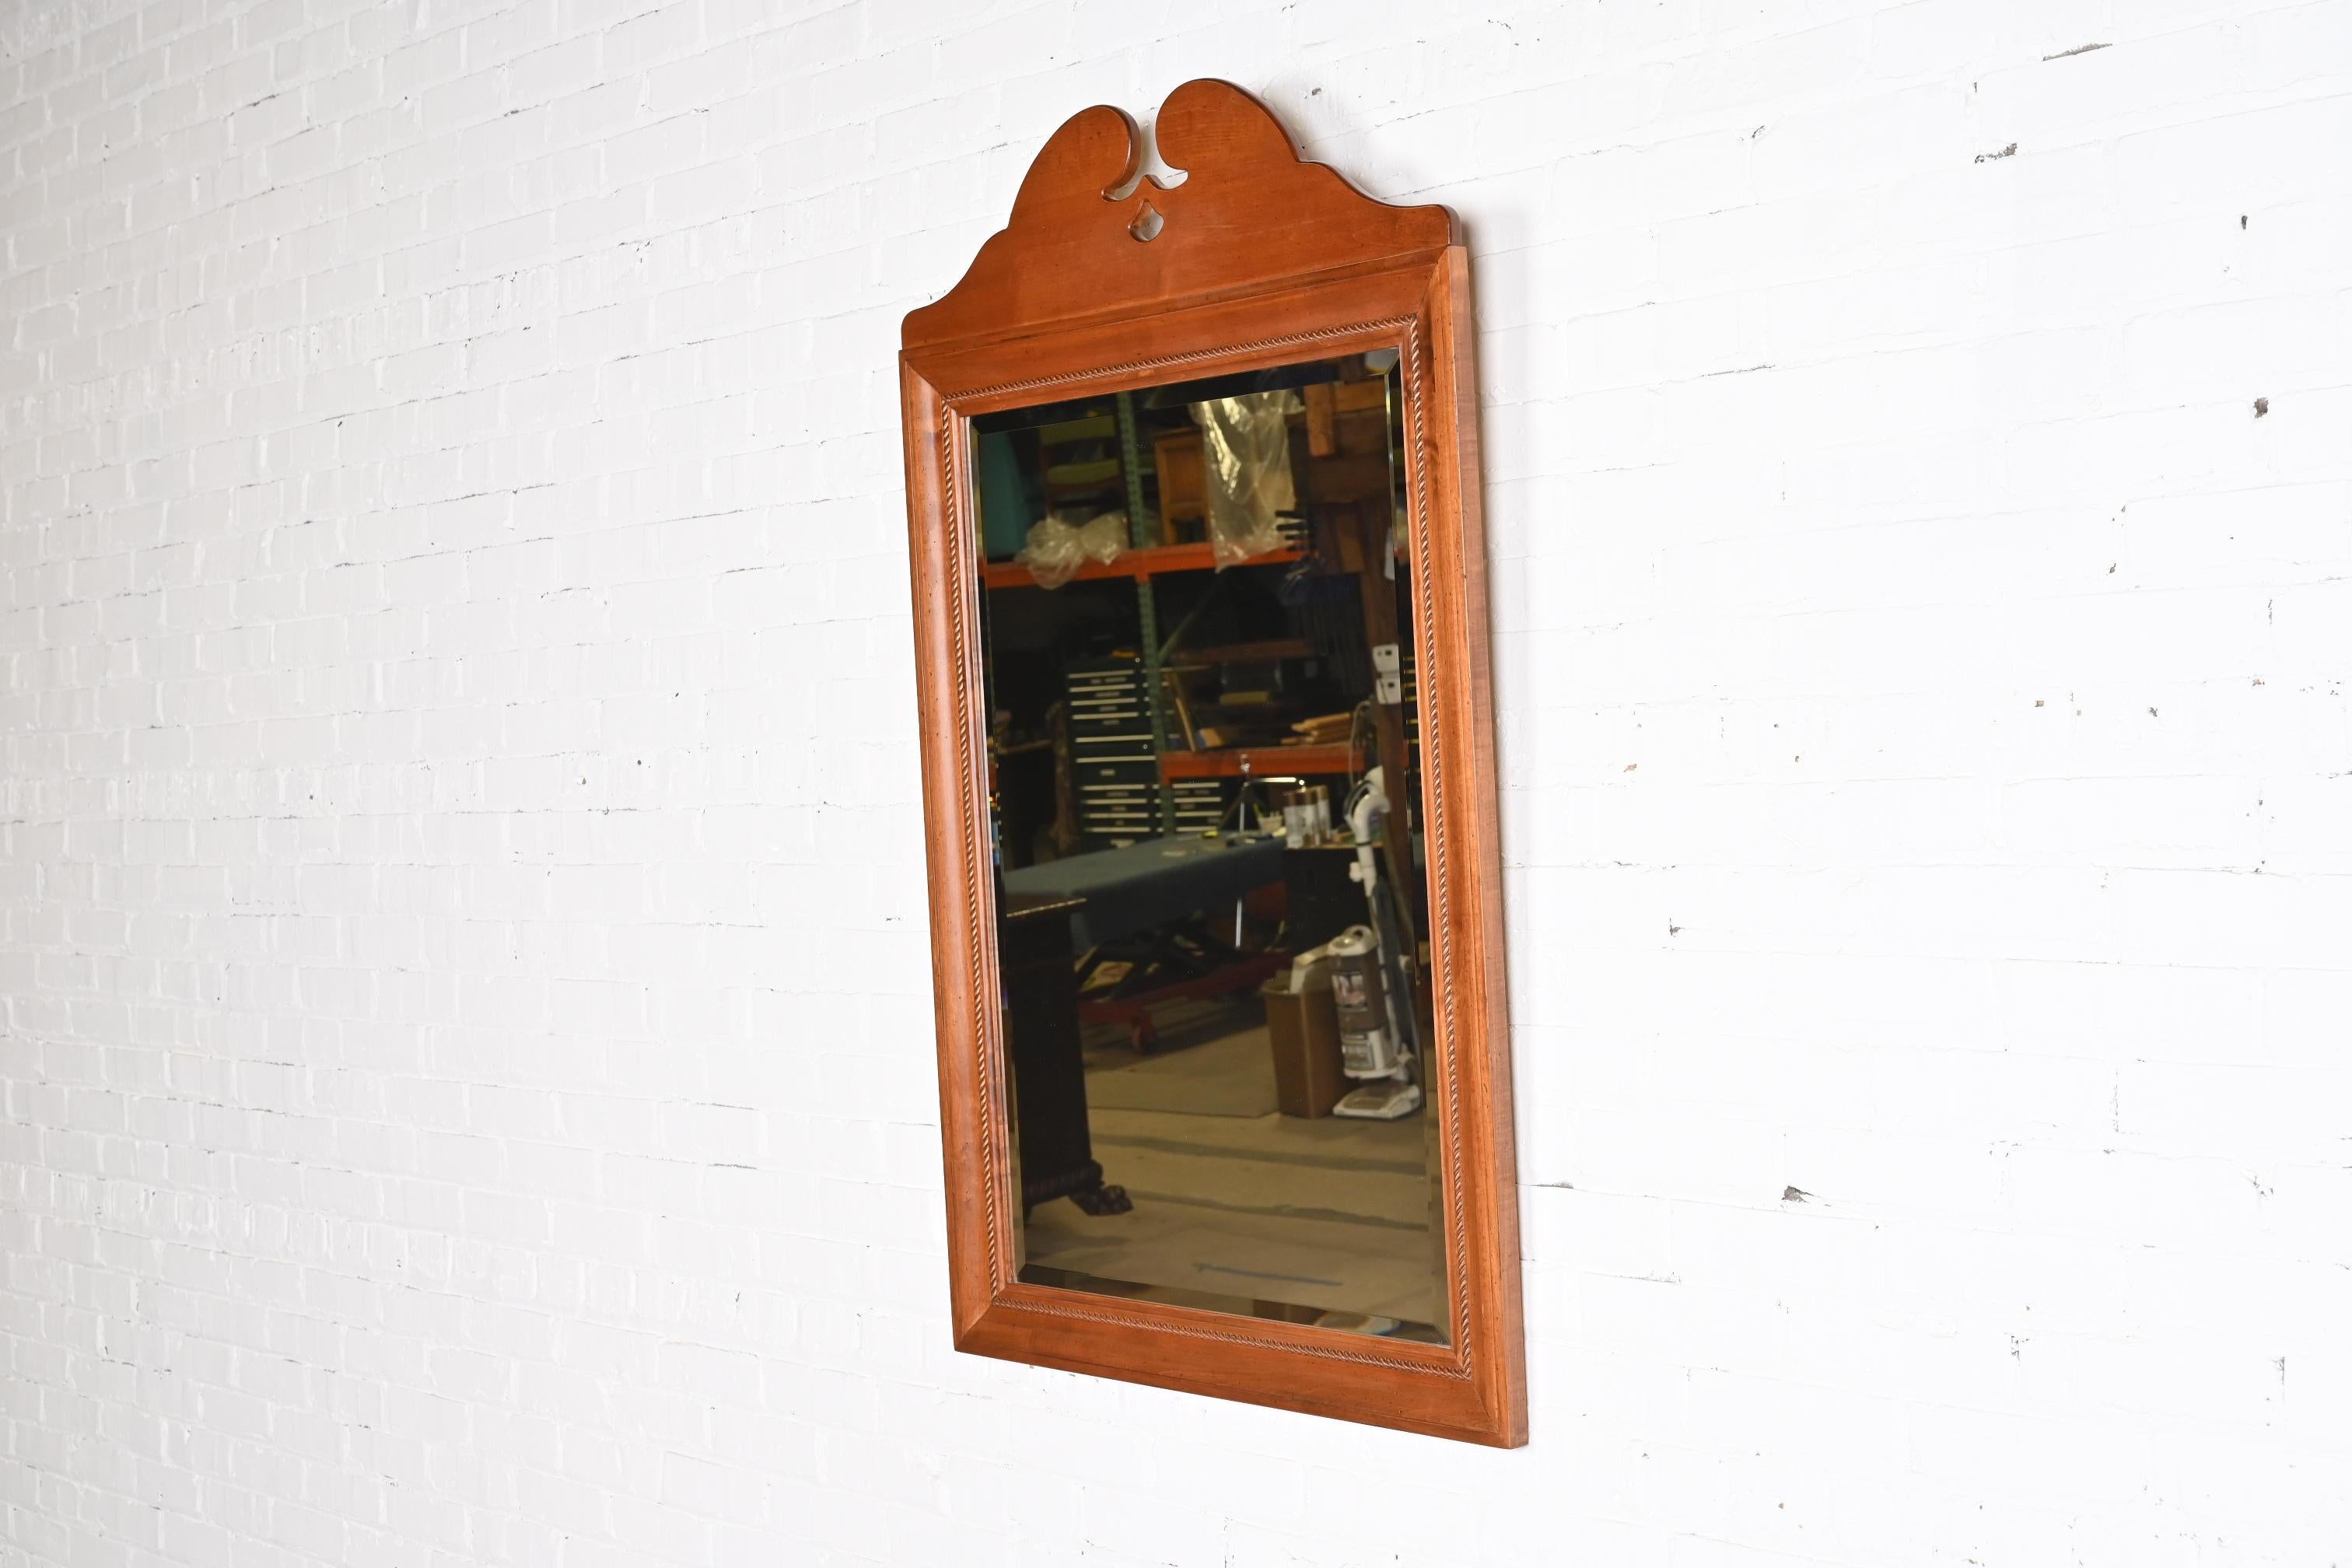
[1000,894,1131,1217]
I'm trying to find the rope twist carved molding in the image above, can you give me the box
[942,318,1476,1375]
[1401,317,1478,1363]
[937,404,1006,1293]
[1010,1295,1475,1377]
[943,317,1416,403]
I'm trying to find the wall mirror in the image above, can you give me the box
[899,79,1524,1445]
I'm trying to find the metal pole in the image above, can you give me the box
[1115,390,1178,835]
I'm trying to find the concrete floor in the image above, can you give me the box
[1019,1003,1447,1339]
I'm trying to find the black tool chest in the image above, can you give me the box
[1066,657,1157,850]
[1067,655,1233,849]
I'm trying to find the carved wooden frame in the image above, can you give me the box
[898,79,1524,1447]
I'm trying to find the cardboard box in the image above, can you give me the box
[1262,968,1348,1118]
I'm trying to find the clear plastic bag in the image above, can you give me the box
[1192,390,1301,567]
[1017,510,1128,589]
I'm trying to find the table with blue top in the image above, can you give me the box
[1002,832,1289,1052]
[1003,831,1286,949]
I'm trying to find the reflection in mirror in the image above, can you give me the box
[974,351,1446,1342]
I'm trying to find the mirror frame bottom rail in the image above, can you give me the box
[898,79,1524,1447]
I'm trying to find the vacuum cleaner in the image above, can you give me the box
[1328,767,1423,1120]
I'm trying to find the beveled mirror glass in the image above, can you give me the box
[900,80,1523,1444]
[978,349,1447,1342]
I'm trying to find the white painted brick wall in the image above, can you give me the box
[4,1,2349,1563]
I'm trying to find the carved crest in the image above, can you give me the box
[901,79,1458,350]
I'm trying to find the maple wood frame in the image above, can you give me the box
[898,79,1524,1447]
